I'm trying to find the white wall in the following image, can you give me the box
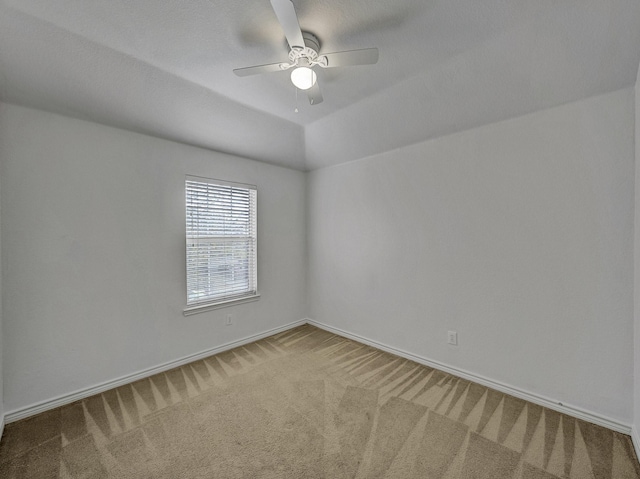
[634,68,640,448]
[0,104,307,413]
[308,88,635,423]
[0,104,3,431]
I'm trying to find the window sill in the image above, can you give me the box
[183,293,261,316]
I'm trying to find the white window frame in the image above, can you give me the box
[183,176,259,315]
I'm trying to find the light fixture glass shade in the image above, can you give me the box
[290,66,317,90]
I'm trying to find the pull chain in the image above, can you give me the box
[294,85,299,113]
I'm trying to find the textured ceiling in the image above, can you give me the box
[1,0,640,170]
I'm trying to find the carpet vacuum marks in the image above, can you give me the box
[1,324,639,478]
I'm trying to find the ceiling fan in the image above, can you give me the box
[233,0,379,105]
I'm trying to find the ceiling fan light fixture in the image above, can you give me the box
[290,66,317,90]
[233,0,378,105]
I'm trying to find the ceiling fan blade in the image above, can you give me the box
[307,82,323,105]
[233,62,289,77]
[270,0,305,49]
[321,48,379,68]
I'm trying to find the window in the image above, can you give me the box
[184,176,258,313]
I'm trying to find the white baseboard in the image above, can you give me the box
[307,319,633,435]
[632,426,640,464]
[5,317,634,439]
[5,319,306,423]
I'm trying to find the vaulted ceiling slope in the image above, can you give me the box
[1,0,639,171]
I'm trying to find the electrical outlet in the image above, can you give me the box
[447,330,458,346]
[226,314,233,326]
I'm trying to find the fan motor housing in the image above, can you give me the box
[288,32,322,65]
[302,32,320,53]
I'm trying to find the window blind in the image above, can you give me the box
[185,177,257,306]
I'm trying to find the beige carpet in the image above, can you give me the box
[1,324,639,478]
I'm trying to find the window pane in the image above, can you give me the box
[186,178,257,306]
